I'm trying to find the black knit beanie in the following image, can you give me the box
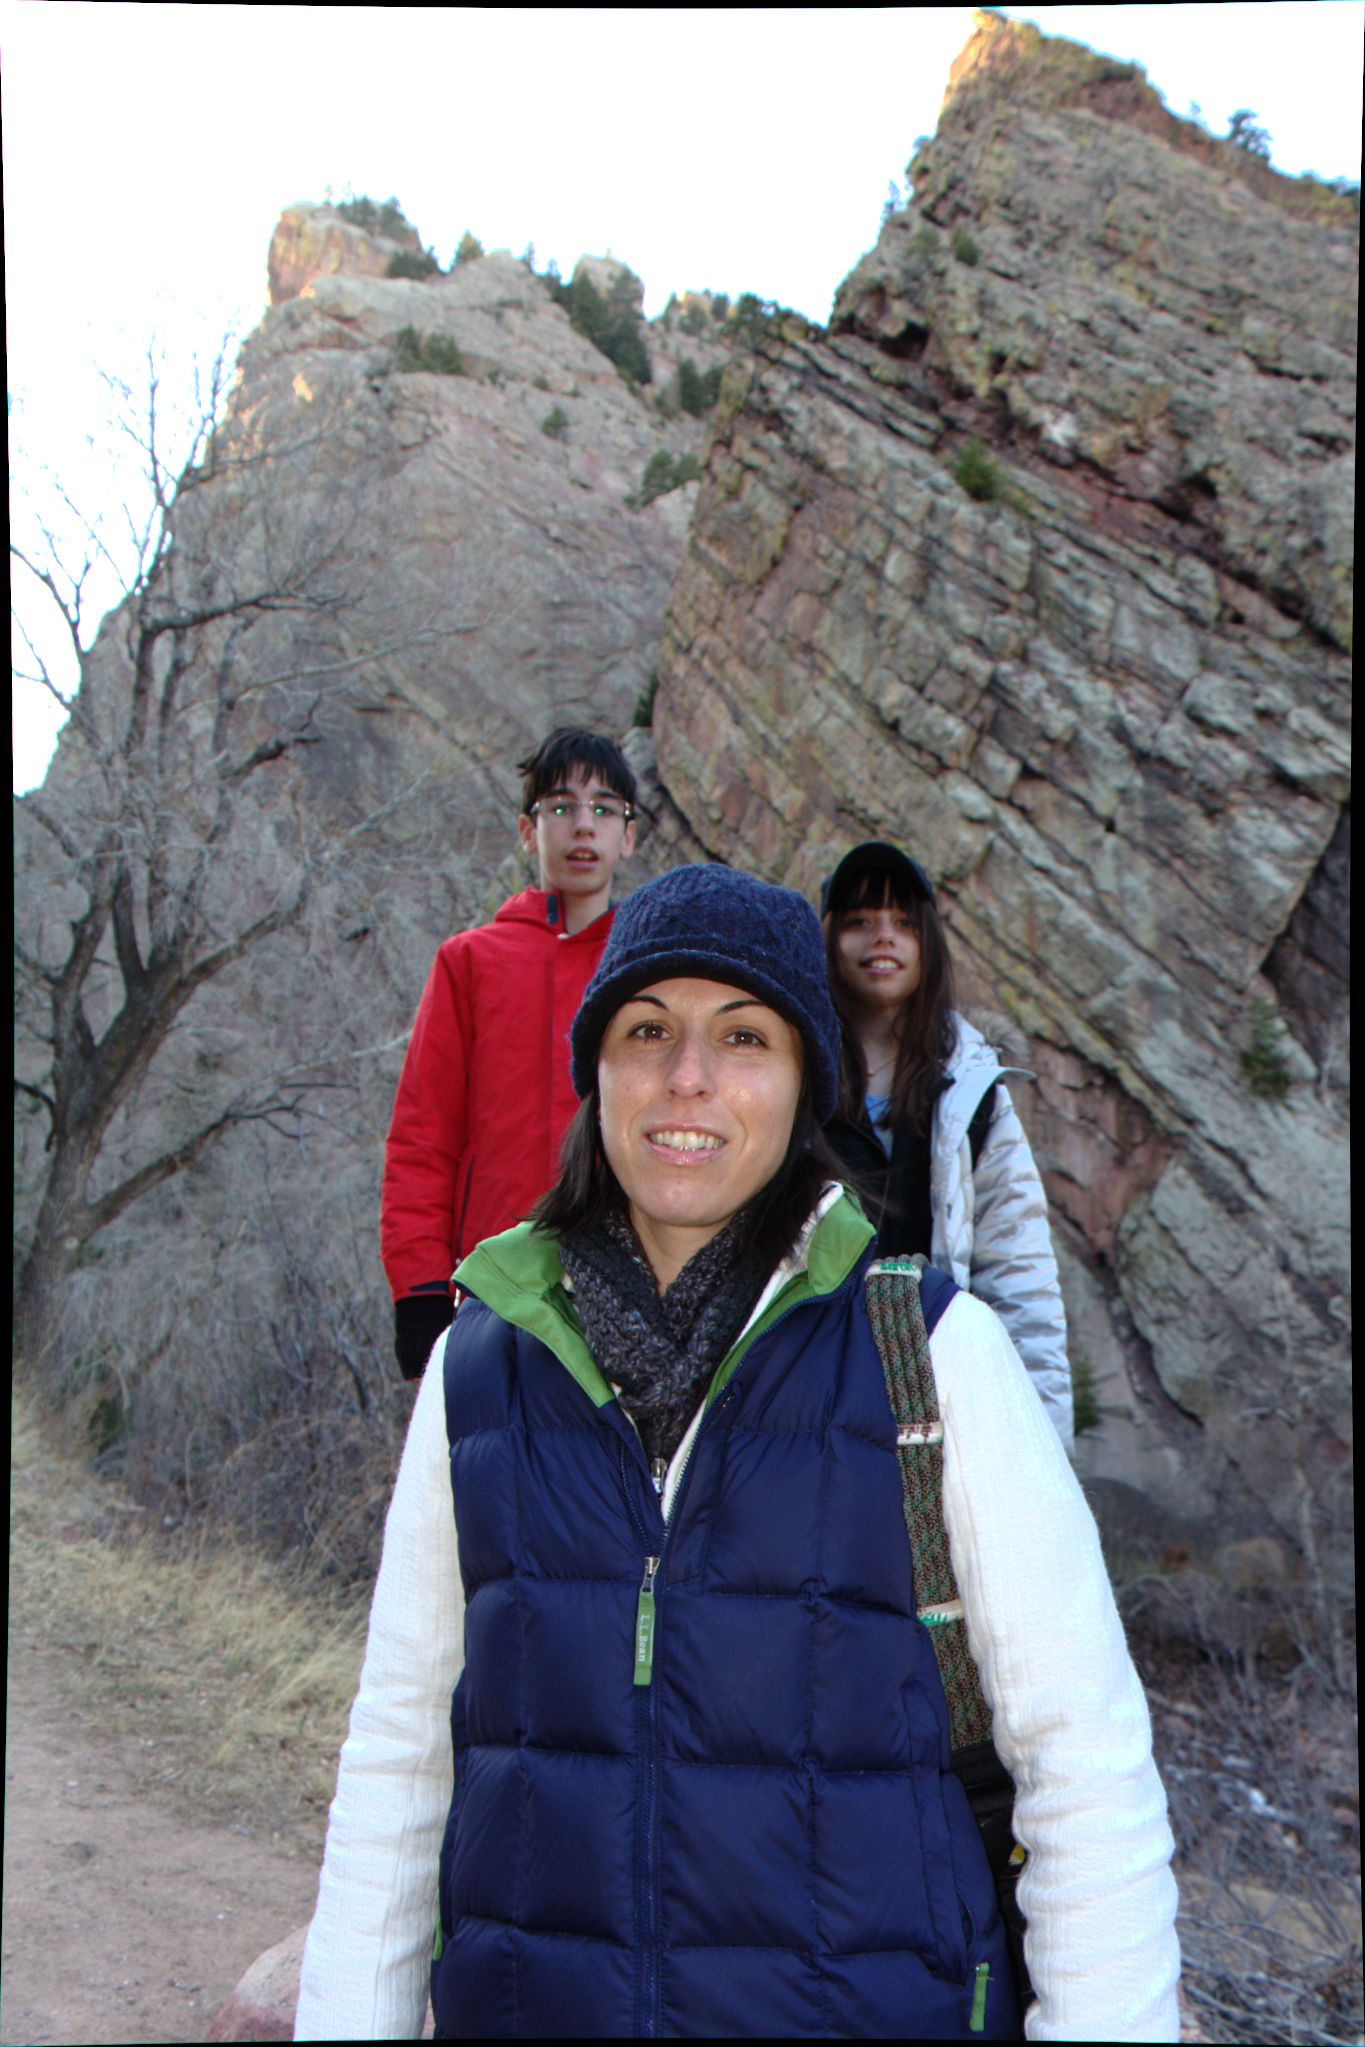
[570,865,840,1119]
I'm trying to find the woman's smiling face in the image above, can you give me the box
[597,977,804,1290]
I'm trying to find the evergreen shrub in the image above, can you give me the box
[677,357,723,416]
[1241,996,1291,1099]
[725,293,820,348]
[633,449,702,507]
[337,194,417,241]
[954,438,1001,501]
[387,249,442,280]
[546,268,653,386]
[1228,109,1272,162]
[393,326,467,376]
[1071,1355,1103,1437]
[633,671,659,727]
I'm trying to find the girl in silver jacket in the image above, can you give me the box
[822,842,1074,1450]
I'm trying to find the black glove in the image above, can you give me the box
[394,1290,455,1381]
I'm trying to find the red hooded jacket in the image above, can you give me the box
[380,888,615,1300]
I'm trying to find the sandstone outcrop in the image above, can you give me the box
[652,11,1353,1554]
[269,201,429,308]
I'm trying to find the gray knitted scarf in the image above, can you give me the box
[558,1209,772,1467]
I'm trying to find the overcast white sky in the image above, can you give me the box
[6,2,1362,789]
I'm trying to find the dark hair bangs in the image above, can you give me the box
[517,727,638,813]
[828,868,922,920]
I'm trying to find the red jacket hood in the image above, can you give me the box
[493,886,613,942]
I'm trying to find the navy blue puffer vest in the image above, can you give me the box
[433,1233,1015,2039]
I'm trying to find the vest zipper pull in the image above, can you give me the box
[633,1556,659,1687]
[969,1960,990,2032]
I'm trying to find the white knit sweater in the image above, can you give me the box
[296,1280,1180,2042]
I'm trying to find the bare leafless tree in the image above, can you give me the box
[12,340,457,1369]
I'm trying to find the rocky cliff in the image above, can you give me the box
[247,213,725,920]
[13,208,722,1545]
[653,11,1353,1561]
[15,16,1353,1590]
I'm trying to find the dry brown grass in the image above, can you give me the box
[9,1386,367,1851]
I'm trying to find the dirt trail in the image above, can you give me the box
[3,1639,321,2046]
[5,1396,362,2047]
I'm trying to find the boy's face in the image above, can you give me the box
[517,765,636,910]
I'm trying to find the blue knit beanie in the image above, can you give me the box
[570,865,840,1119]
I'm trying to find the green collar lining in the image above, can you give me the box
[454,1194,874,1414]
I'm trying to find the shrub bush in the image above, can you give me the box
[724,293,820,349]
[1241,996,1291,1099]
[677,357,723,416]
[337,194,417,242]
[633,671,659,727]
[541,406,570,439]
[633,449,702,507]
[1071,1354,1103,1436]
[953,437,1000,501]
[386,249,441,280]
[1227,108,1272,162]
[953,229,981,267]
[453,231,485,266]
[393,326,467,376]
[546,267,653,385]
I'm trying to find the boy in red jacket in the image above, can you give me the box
[381,728,638,1377]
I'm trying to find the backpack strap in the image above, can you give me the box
[865,1254,993,1753]
[967,1080,997,1171]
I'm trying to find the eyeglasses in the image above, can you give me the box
[529,798,635,824]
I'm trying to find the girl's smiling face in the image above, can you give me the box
[597,977,803,1290]
[832,898,923,1015]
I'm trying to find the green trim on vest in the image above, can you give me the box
[456,1223,614,1407]
[704,1192,874,1404]
[455,1194,875,1415]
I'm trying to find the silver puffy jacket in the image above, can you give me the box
[931,1014,1074,1451]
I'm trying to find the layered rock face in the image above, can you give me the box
[22,217,727,1018]
[654,14,1353,1551]
[13,214,722,1538]
[249,223,723,887]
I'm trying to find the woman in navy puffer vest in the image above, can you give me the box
[296,867,1180,2043]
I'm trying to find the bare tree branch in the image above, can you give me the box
[80,1092,305,1238]
[14,1077,57,1122]
[227,730,323,781]
[13,327,469,1377]
[16,791,87,867]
